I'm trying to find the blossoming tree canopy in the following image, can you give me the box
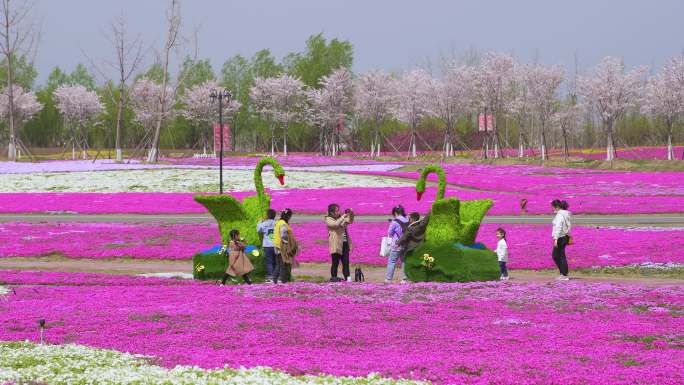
[354,70,394,157]
[249,74,306,156]
[130,78,175,131]
[53,84,104,159]
[308,67,354,156]
[472,52,518,158]
[181,80,241,154]
[430,64,475,157]
[522,63,565,160]
[579,56,648,161]
[390,68,433,158]
[642,56,684,160]
[0,86,42,128]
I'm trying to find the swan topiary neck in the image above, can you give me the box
[416,164,446,201]
[254,157,285,198]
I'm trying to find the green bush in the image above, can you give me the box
[405,243,499,282]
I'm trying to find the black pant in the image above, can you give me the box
[221,273,251,285]
[499,261,508,277]
[273,253,291,283]
[331,242,350,279]
[552,236,570,276]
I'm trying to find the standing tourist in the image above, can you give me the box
[495,227,509,280]
[257,209,277,283]
[325,203,354,282]
[385,205,409,284]
[221,229,254,285]
[551,200,572,280]
[273,208,297,283]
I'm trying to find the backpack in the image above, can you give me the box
[354,267,365,282]
[393,219,408,233]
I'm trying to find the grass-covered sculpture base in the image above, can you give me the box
[193,247,266,282]
[405,243,499,282]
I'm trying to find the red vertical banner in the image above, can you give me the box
[478,114,495,132]
[213,123,231,153]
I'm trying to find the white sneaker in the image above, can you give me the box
[400,279,409,284]
[559,276,570,281]
[502,276,510,281]
[384,279,391,284]
[555,275,565,280]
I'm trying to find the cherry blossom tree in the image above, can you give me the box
[54,85,104,159]
[1,0,39,160]
[130,78,175,148]
[308,68,353,156]
[579,56,647,161]
[355,70,394,157]
[524,63,565,160]
[0,85,41,158]
[249,74,306,156]
[431,64,474,157]
[181,80,240,155]
[473,52,517,158]
[642,56,684,160]
[391,68,433,158]
[553,100,585,159]
[510,65,532,158]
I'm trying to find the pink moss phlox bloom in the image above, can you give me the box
[1,270,683,384]
[2,221,684,270]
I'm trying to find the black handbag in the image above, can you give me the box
[354,267,365,282]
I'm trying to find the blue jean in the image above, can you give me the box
[499,261,508,277]
[263,247,276,278]
[385,248,407,281]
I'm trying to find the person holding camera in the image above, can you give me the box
[325,203,354,282]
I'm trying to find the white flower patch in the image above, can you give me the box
[0,169,412,193]
[0,342,429,385]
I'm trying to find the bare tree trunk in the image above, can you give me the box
[562,127,569,160]
[115,82,125,162]
[540,121,548,161]
[3,4,15,161]
[518,130,524,158]
[283,123,288,157]
[147,0,180,163]
[606,126,616,161]
[666,125,674,161]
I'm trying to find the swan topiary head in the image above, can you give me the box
[416,164,446,201]
[255,157,286,195]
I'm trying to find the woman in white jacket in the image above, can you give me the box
[551,200,571,280]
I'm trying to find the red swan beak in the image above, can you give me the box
[277,175,285,185]
[416,191,423,201]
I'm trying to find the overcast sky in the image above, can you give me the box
[34,0,684,84]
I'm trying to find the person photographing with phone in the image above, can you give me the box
[325,203,354,282]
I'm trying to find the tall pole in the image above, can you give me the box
[219,93,224,194]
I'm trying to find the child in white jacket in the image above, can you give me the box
[496,228,509,280]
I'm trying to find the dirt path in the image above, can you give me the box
[1,256,682,287]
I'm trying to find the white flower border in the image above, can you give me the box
[0,341,429,385]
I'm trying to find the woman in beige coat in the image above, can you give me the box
[221,229,254,285]
[325,203,353,281]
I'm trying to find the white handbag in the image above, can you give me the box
[379,236,392,257]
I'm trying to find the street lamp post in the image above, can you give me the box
[209,89,232,194]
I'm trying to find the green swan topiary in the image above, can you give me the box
[192,157,285,280]
[407,164,499,282]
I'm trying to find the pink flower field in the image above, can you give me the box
[3,187,684,216]
[3,221,684,270]
[1,270,683,384]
